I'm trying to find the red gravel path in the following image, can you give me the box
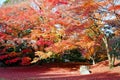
[0,60,120,80]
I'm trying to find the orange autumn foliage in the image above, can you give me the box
[109,5,120,11]
[45,40,77,54]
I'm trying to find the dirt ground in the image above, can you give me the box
[0,60,120,80]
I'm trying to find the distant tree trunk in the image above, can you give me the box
[111,53,116,67]
[102,37,114,68]
[90,56,95,65]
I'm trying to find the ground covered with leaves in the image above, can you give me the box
[0,60,120,80]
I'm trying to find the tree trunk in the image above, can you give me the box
[90,57,95,65]
[102,37,114,68]
[111,54,116,68]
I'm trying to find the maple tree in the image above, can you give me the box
[32,0,120,68]
[0,0,120,67]
[67,0,120,67]
[0,2,40,66]
[0,1,65,66]
[75,35,101,65]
